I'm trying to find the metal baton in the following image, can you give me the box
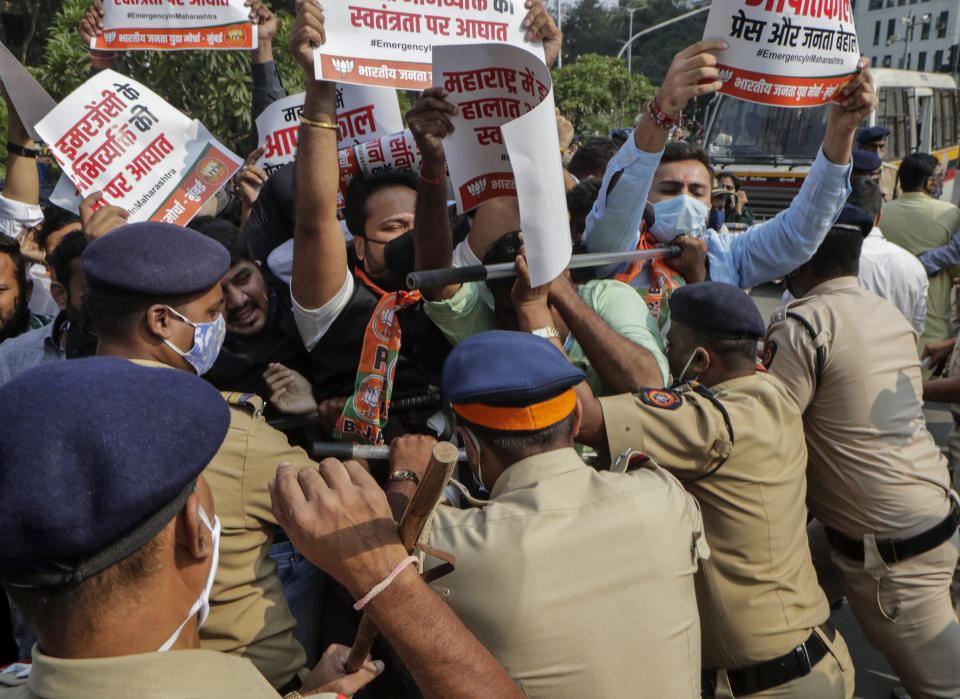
[405,245,681,290]
[310,441,468,461]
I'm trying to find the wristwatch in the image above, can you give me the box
[389,469,420,486]
[531,326,561,341]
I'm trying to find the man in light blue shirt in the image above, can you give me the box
[584,58,878,290]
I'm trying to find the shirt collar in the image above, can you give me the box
[489,447,585,499]
[802,275,859,298]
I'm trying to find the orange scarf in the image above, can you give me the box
[332,270,422,445]
[615,230,685,325]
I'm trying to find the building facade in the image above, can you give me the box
[854,0,960,74]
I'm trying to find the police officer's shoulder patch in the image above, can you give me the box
[760,340,778,369]
[221,391,264,415]
[638,388,682,410]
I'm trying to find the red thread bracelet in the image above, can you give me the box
[419,166,445,185]
[647,99,682,130]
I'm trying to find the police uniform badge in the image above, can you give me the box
[639,388,682,410]
[760,340,778,369]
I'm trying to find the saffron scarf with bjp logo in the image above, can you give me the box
[615,229,684,325]
[332,269,422,445]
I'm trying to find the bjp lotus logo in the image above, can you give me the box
[332,58,355,76]
[198,158,228,186]
[718,68,734,83]
[226,27,245,45]
[467,178,487,199]
[103,30,117,44]
[354,376,385,420]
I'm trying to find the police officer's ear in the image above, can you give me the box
[175,489,211,561]
[690,347,711,377]
[146,304,177,340]
[571,396,583,439]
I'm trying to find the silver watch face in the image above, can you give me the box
[392,470,412,480]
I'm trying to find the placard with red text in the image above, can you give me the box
[92,0,256,51]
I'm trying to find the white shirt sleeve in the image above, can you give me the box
[452,238,482,268]
[291,273,355,352]
[0,194,43,238]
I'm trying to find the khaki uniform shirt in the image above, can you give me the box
[427,447,707,698]
[131,360,309,688]
[0,647,321,698]
[764,277,952,538]
[599,374,828,669]
[879,162,901,202]
[880,192,960,350]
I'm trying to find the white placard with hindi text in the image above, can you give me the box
[254,86,403,176]
[703,0,860,107]
[93,0,256,51]
[434,43,569,287]
[36,70,242,226]
[0,41,56,142]
[317,0,543,90]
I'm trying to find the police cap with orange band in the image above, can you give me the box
[441,330,585,432]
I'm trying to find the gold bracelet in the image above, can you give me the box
[299,115,339,130]
[282,691,302,699]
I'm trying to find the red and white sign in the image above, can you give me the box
[435,43,568,287]
[336,130,422,209]
[316,0,543,90]
[703,0,860,107]
[254,86,403,177]
[91,0,256,52]
[36,70,242,226]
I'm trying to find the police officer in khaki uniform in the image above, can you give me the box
[0,358,379,698]
[764,205,960,699]
[582,282,853,698]
[389,330,708,698]
[857,126,901,202]
[80,222,313,691]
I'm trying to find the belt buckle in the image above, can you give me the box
[794,642,812,674]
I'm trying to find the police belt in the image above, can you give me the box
[824,500,960,564]
[701,622,835,697]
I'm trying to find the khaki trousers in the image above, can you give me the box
[809,521,960,699]
[711,627,854,698]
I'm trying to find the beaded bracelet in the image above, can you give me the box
[647,99,682,130]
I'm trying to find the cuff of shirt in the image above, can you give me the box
[0,194,43,230]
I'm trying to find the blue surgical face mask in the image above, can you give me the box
[460,426,489,496]
[164,306,226,376]
[708,207,725,231]
[649,195,710,243]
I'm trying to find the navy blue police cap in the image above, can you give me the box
[0,357,231,586]
[442,330,584,431]
[83,222,230,296]
[852,150,883,172]
[856,125,891,144]
[670,281,766,338]
[834,202,875,237]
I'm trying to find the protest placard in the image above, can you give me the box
[337,130,422,208]
[36,70,242,226]
[0,41,56,142]
[702,0,860,107]
[316,1,542,90]
[255,86,403,176]
[91,0,256,51]
[434,43,569,287]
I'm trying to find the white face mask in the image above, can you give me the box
[675,348,703,384]
[158,503,220,652]
[460,426,488,496]
[650,195,710,243]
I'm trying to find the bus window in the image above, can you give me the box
[933,89,946,151]
[705,99,828,164]
[878,87,911,160]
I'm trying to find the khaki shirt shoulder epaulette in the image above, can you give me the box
[599,374,828,669]
[879,162,901,202]
[426,447,706,698]
[127,360,310,688]
[0,647,301,698]
[763,277,952,538]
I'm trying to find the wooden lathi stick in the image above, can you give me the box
[344,441,459,673]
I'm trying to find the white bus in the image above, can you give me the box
[703,69,960,217]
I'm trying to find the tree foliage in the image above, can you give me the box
[552,54,655,136]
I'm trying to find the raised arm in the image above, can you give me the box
[289,0,348,310]
[270,458,525,699]
[408,88,459,301]
[1,86,38,208]
[247,0,288,152]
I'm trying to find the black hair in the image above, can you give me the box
[47,230,87,288]
[0,234,28,298]
[482,230,523,295]
[716,171,741,191]
[343,171,419,239]
[847,176,883,224]
[84,289,194,341]
[662,141,715,182]
[568,138,618,180]
[461,411,577,464]
[187,216,251,267]
[898,152,940,192]
[808,227,863,279]
[36,207,81,253]
[566,176,602,240]
[672,320,759,366]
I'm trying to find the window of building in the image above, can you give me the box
[921,19,931,39]
[906,53,912,69]
[917,51,926,70]
[935,48,943,69]
[873,20,881,45]
[887,17,896,38]
[883,54,892,67]
[886,0,895,7]
[872,55,878,66]
[937,10,948,39]
[868,0,882,7]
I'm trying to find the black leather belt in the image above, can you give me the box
[825,501,960,564]
[701,623,835,697]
